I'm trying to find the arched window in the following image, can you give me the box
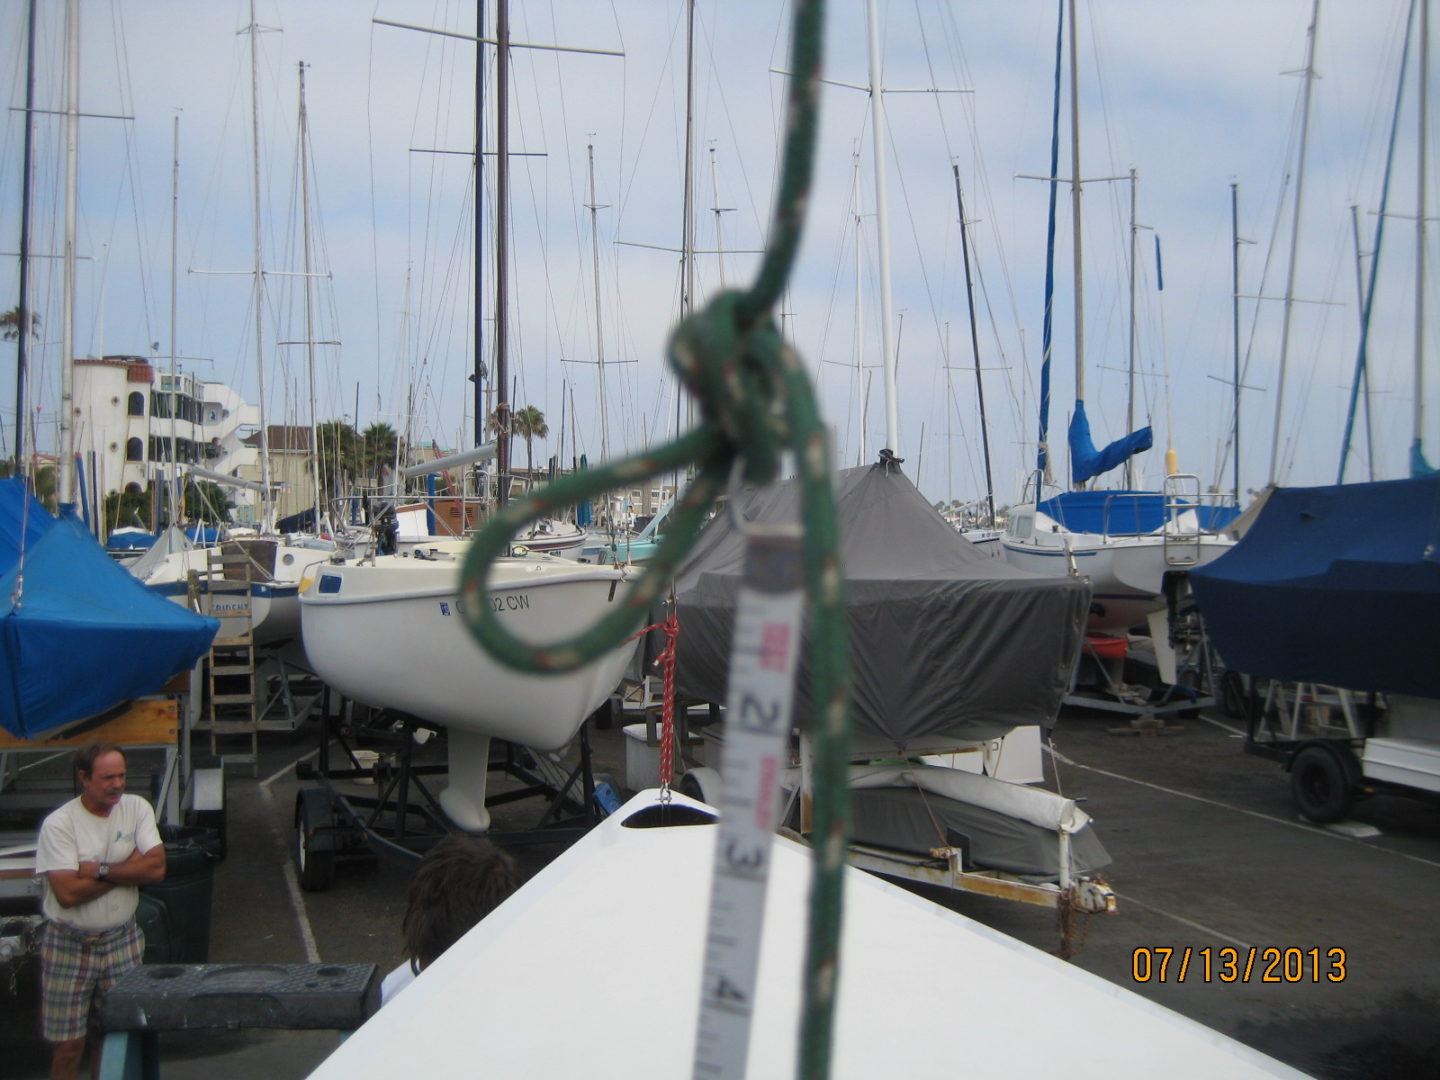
[126,437,144,462]
[127,391,145,417]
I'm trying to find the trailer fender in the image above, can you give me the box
[294,787,341,853]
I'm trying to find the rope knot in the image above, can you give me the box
[667,290,790,486]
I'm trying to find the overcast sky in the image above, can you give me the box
[1,0,1432,507]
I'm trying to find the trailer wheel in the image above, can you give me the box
[1290,744,1354,824]
[294,801,336,892]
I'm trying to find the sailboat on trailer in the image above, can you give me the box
[999,0,1237,639]
[299,2,633,833]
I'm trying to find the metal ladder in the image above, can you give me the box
[202,548,259,777]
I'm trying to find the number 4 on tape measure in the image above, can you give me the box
[692,528,805,1080]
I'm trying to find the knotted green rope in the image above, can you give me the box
[458,2,850,1075]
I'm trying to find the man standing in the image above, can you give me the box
[34,742,166,1080]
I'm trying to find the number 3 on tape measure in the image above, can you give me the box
[692,529,805,1080]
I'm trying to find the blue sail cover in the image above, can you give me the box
[1190,475,1440,698]
[1037,490,1239,535]
[1068,400,1152,487]
[1,479,220,739]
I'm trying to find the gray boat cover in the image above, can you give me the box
[670,462,1091,751]
[849,787,1111,877]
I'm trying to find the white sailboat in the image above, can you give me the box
[999,0,1236,638]
[299,3,633,832]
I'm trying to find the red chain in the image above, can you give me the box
[657,612,680,788]
[623,612,682,790]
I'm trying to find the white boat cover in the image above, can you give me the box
[313,790,1305,1080]
[665,461,1091,751]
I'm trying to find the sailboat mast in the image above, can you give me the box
[585,143,610,463]
[1269,0,1321,486]
[865,0,900,457]
[474,0,487,452]
[169,114,180,526]
[298,61,324,533]
[1413,0,1428,472]
[494,0,511,508]
[59,0,79,506]
[1231,183,1243,504]
[245,0,275,529]
[952,166,995,528]
[1125,168,1137,489]
[1067,0,1086,417]
[13,0,37,471]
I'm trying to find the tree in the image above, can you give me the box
[184,480,235,524]
[315,419,359,501]
[1,305,40,343]
[510,405,548,486]
[358,421,401,487]
[104,487,153,532]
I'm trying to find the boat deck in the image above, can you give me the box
[5,701,1439,1078]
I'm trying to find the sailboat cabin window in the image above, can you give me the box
[127,391,145,417]
[1010,513,1034,540]
[125,437,144,462]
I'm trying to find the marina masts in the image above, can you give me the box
[1269,0,1322,486]
[951,166,995,528]
[244,0,275,529]
[13,0,37,471]
[585,143,611,463]
[865,0,900,457]
[493,0,511,508]
[59,0,79,505]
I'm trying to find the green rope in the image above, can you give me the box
[457,2,851,1075]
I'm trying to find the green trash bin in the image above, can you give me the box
[136,826,216,964]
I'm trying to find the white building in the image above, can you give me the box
[73,354,268,523]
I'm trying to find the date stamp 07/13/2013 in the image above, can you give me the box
[1131,946,1347,984]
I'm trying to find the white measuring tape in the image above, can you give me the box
[692,528,805,1079]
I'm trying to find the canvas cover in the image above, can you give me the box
[0,479,220,738]
[1190,475,1440,698]
[670,462,1091,751]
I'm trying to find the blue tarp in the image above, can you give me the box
[1068,399,1152,487]
[1190,475,1440,698]
[1037,490,1240,535]
[1,479,220,739]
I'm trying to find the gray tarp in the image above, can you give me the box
[670,462,1091,752]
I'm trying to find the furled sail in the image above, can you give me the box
[1068,400,1153,487]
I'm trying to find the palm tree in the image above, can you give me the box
[0,305,39,343]
[510,405,548,488]
[358,421,401,488]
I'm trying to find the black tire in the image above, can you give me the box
[1290,745,1354,824]
[294,801,335,892]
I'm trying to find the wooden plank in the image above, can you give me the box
[0,699,179,751]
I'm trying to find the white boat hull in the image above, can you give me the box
[1001,532,1235,634]
[312,789,1306,1080]
[299,547,636,751]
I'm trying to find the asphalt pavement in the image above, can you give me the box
[7,701,1439,1079]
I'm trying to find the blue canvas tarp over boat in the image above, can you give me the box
[1,478,220,739]
[1190,476,1440,699]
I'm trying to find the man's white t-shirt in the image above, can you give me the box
[35,793,162,932]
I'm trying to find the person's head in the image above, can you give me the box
[76,742,127,816]
[401,834,520,971]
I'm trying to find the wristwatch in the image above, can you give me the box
[97,863,110,881]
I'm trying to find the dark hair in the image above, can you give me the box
[401,835,520,970]
[75,742,126,778]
